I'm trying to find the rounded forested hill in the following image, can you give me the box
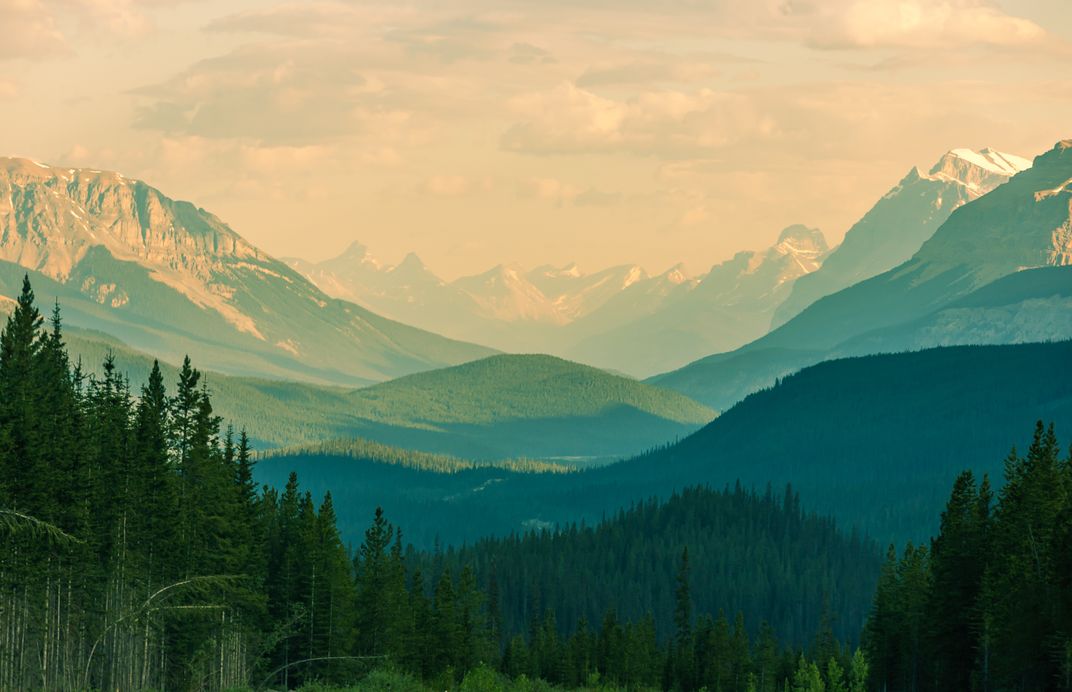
[62,335,716,459]
[347,353,714,426]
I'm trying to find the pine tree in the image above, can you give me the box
[990,422,1066,689]
[826,657,847,692]
[847,650,868,692]
[792,654,825,692]
[355,506,394,655]
[0,275,47,514]
[926,470,988,690]
[131,361,177,593]
[672,546,694,689]
[311,492,355,678]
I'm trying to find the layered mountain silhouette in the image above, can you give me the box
[0,158,494,385]
[286,225,830,374]
[654,140,1072,409]
[561,224,829,373]
[257,340,1072,548]
[285,147,1038,376]
[773,148,1031,327]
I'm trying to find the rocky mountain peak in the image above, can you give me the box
[336,240,380,265]
[776,224,828,255]
[926,147,1031,193]
[0,157,265,285]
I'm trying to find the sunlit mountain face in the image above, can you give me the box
[1,1,1070,690]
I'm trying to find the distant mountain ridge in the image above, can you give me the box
[285,146,1032,376]
[286,224,830,374]
[561,224,830,373]
[0,157,494,385]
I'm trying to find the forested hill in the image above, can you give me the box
[428,484,880,648]
[61,330,713,460]
[263,340,1072,550]
[338,353,714,458]
[593,340,1072,542]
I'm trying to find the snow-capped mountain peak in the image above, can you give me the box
[949,148,1032,176]
[927,147,1032,192]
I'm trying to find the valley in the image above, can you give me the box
[1,133,1070,691]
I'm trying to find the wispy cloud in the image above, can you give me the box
[3,0,1068,276]
[0,0,68,60]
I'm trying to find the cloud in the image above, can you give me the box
[0,0,68,60]
[785,0,1050,50]
[516,177,621,207]
[430,0,1055,52]
[132,44,387,143]
[517,177,582,205]
[66,0,153,38]
[205,2,401,39]
[501,82,778,157]
[576,59,723,87]
[0,0,178,62]
[509,42,555,65]
[574,187,622,207]
[0,80,18,99]
[385,16,508,63]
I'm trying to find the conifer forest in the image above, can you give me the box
[2,279,1071,692]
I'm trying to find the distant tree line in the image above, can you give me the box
[427,484,879,648]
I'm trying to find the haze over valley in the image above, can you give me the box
[2,0,1071,689]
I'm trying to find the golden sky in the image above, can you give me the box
[1,0,1070,278]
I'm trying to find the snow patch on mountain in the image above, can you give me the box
[948,148,1032,177]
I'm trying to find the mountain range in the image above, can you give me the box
[0,158,493,386]
[286,225,831,374]
[2,141,1066,431]
[284,147,1031,376]
[653,141,1071,409]
[772,147,1032,327]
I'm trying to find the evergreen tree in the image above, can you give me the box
[925,470,988,690]
[672,546,694,689]
[355,506,394,655]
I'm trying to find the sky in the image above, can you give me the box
[1,0,1070,279]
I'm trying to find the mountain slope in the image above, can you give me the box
[772,148,1031,327]
[259,341,1072,552]
[655,139,1072,409]
[0,157,493,385]
[652,265,1072,410]
[838,265,1072,354]
[765,141,1069,352]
